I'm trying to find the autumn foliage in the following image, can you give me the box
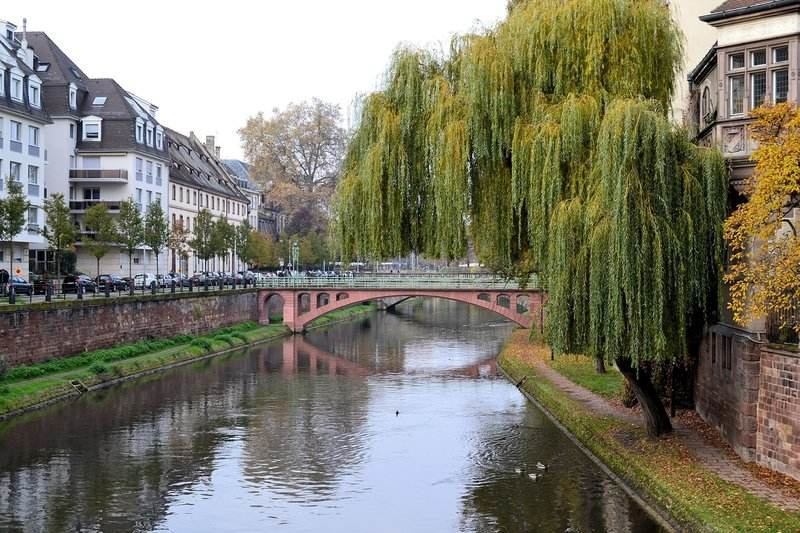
[725,103,800,334]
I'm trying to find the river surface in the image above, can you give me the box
[0,300,663,533]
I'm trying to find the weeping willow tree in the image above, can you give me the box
[333,0,727,436]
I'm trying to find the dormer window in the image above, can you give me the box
[146,123,153,147]
[10,75,23,101]
[136,119,144,143]
[155,127,163,150]
[82,117,102,141]
[29,82,41,108]
[69,84,77,109]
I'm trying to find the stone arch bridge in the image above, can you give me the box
[257,274,543,333]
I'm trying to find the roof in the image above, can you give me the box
[75,78,167,158]
[23,32,88,88]
[166,128,249,203]
[702,0,800,22]
[0,31,50,124]
[688,43,718,83]
[222,159,261,192]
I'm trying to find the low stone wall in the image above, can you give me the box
[756,347,800,480]
[695,325,800,480]
[0,290,259,367]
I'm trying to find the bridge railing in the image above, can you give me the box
[252,273,539,291]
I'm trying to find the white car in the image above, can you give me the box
[133,273,158,290]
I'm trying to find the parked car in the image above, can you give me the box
[96,274,128,291]
[30,274,51,295]
[9,276,33,295]
[133,273,158,290]
[170,272,190,287]
[62,274,97,294]
[156,274,173,288]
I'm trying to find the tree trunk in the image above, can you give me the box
[615,357,672,437]
[595,356,606,374]
[96,257,100,280]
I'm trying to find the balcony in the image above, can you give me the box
[28,145,40,157]
[69,169,129,183]
[9,140,22,153]
[26,223,40,234]
[70,200,122,213]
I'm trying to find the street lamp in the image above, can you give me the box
[291,240,299,272]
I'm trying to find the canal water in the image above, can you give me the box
[0,300,663,532]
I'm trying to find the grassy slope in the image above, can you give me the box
[498,330,800,533]
[0,323,289,416]
[306,302,377,328]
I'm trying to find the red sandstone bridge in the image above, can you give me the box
[256,273,544,333]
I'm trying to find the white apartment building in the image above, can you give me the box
[166,129,248,274]
[0,21,48,280]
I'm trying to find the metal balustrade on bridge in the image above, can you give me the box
[251,274,539,291]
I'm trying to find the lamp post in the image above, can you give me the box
[291,240,299,273]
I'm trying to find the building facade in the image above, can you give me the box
[166,130,248,274]
[222,157,286,238]
[0,21,49,280]
[688,0,800,481]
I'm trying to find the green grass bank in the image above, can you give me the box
[305,302,377,330]
[0,322,290,419]
[498,330,800,533]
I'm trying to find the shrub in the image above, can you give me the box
[89,363,108,375]
[190,338,213,351]
[232,332,250,343]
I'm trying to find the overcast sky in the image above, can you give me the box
[6,1,507,160]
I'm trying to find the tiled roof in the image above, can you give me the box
[23,32,88,117]
[704,0,800,20]
[166,129,248,203]
[0,33,50,124]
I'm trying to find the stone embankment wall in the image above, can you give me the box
[0,291,259,367]
[695,326,800,481]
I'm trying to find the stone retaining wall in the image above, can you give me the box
[695,326,800,480]
[0,291,259,367]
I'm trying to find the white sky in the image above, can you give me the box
[6,1,507,160]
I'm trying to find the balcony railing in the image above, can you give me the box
[27,223,40,233]
[70,200,122,212]
[28,183,39,196]
[9,140,22,153]
[28,145,40,157]
[69,169,128,181]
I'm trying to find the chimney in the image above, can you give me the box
[215,146,221,159]
[205,135,215,154]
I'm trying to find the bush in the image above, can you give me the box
[89,363,108,375]
[190,338,213,351]
[232,332,250,343]
[214,334,236,346]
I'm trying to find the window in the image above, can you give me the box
[773,45,789,63]
[10,76,22,101]
[136,121,144,143]
[82,156,100,170]
[156,164,162,185]
[10,121,21,141]
[729,75,745,115]
[135,158,143,181]
[92,96,107,106]
[146,160,153,184]
[136,188,143,209]
[773,69,789,104]
[193,191,197,206]
[0,70,4,96]
[9,162,21,180]
[29,83,41,107]
[180,187,184,203]
[83,188,100,200]
[69,86,77,109]
[187,217,191,232]
[27,207,37,225]
[729,52,745,70]
[751,49,766,67]
[751,71,766,108]
[172,213,176,227]
[147,190,153,207]
[155,192,161,204]
[172,184,176,201]
[28,165,38,184]
[156,130,163,150]
[146,125,153,146]
[84,122,100,140]
[29,126,39,147]
[69,124,75,139]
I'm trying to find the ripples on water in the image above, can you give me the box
[0,300,662,532]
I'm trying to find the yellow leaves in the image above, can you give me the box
[724,103,800,331]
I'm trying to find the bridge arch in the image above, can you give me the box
[258,288,541,333]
